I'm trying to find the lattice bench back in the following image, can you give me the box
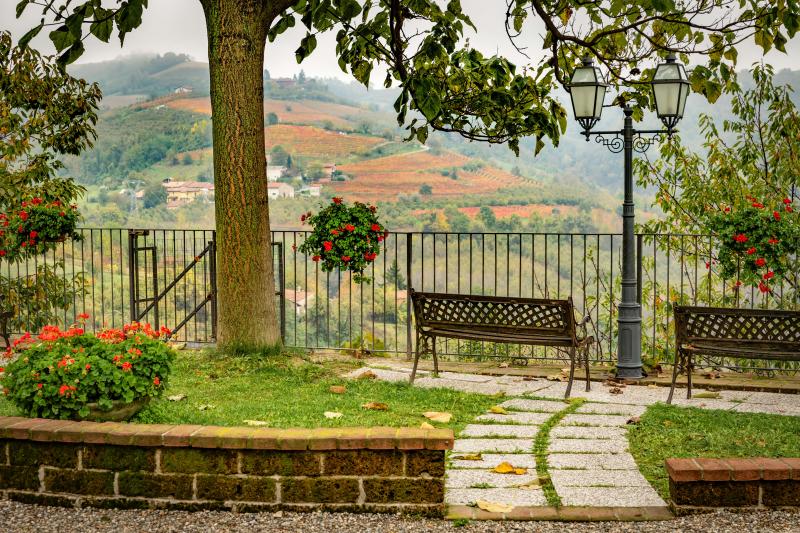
[674,306,800,355]
[411,290,576,338]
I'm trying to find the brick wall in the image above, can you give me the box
[666,457,800,512]
[0,416,452,515]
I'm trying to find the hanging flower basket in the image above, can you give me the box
[708,197,799,294]
[0,198,81,260]
[298,197,386,284]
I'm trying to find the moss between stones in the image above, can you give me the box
[322,450,403,477]
[117,472,194,500]
[153,500,230,512]
[280,478,360,504]
[196,474,276,502]
[0,465,40,491]
[7,441,78,468]
[362,478,444,504]
[160,448,238,474]
[81,497,153,510]
[82,445,156,472]
[43,469,115,496]
[405,451,445,477]
[240,451,321,477]
[6,490,77,508]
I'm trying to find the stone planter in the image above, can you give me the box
[79,397,150,422]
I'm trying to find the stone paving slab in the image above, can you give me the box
[548,453,639,470]
[557,486,666,507]
[346,367,414,382]
[449,453,538,470]
[461,424,539,438]
[548,438,627,454]
[560,414,630,427]
[549,469,652,488]
[575,403,646,416]
[499,398,567,413]
[550,426,627,440]
[452,438,534,454]
[413,377,504,395]
[475,412,552,425]
[438,372,494,383]
[445,487,548,506]
[446,469,540,489]
[732,403,800,416]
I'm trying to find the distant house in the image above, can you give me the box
[162,179,214,208]
[285,289,315,315]
[174,86,193,94]
[272,78,296,89]
[322,163,336,179]
[267,165,286,182]
[267,182,295,199]
[298,184,322,197]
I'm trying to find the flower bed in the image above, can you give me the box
[0,318,175,420]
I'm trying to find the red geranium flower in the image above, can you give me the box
[759,281,770,293]
[323,241,333,251]
[18,211,28,221]
[332,197,343,204]
[371,223,380,232]
[300,214,307,222]
[763,271,775,280]
[734,234,748,243]
[121,361,132,372]
[784,198,792,204]
[364,252,377,261]
[331,229,339,236]
[344,224,355,232]
[85,364,91,370]
[341,255,351,262]
[153,377,161,386]
[768,238,779,245]
[312,255,321,262]
[787,206,794,213]
[31,197,42,205]
[773,211,781,221]
[752,202,764,208]
[755,258,766,267]
[746,247,756,255]
[735,280,743,287]
[29,230,38,239]
[77,313,90,320]
[723,206,731,213]
[37,383,42,389]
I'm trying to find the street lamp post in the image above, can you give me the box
[568,54,690,379]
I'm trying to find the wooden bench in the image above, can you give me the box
[409,289,594,398]
[668,305,800,403]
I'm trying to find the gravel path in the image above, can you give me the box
[1,501,799,532]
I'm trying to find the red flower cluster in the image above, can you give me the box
[734,234,748,243]
[58,384,77,397]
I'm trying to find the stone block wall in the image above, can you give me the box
[0,416,452,515]
[666,457,800,512]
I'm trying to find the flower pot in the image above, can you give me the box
[78,397,150,422]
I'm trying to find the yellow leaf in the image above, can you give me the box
[452,453,483,461]
[361,402,388,411]
[489,406,508,415]
[476,500,514,513]
[357,370,377,380]
[514,479,540,490]
[693,392,721,399]
[420,422,435,429]
[423,411,452,423]
[329,385,346,394]
[514,468,528,475]
[323,411,343,419]
[493,462,528,475]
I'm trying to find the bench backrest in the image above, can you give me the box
[674,305,800,349]
[411,290,576,337]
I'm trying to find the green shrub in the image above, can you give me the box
[0,320,175,419]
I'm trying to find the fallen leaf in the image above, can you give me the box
[244,420,269,426]
[522,376,536,381]
[626,416,641,425]
[609,387,623,395]
[452,453,483,461]
[167,394,187,402]
[693,392,721,399]
[329,385,347,394]
[514,479,540,490]
[420,422,435,429]
[493,462,528,475]
[560,367,570,374]
[423,411,452,423]
[198,404,215,411]
[647,384,659,389]
[362,402,389,411]
[546,375,561,381]
[323,411,343,419]
[498,362,509,368]
[489,405,508,415]
[358,370,377,380]
[476,500,514,513]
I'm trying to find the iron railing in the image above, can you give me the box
[4,228,798,370]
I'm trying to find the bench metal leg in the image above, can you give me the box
[410,330,422,385]
[686,352,693,399]
[584,345,591,392]
[565,347,577,398]
[431,336,439,378]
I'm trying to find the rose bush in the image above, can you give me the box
[0,318,175,420]
[298,197,386,283]
[708,197,799,294]
[0,197,81,261]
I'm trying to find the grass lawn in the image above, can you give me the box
[0,350,497,433]
[629,403,800,499]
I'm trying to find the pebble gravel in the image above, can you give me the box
[1,501,799,532]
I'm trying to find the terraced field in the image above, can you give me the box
[264,125,385,160]
[334,151,535,202]
[413,204,580,219]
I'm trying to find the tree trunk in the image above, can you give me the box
[200,0,281,351]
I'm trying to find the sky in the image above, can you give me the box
[3,0,799,81]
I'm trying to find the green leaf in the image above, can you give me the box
[49,25,74,52]
[18,22,43,49]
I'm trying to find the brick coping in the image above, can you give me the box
[666,457,800,482]
[447,505,673,521]
[0,416,453,451]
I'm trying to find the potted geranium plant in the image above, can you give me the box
[708,196,799,295]
[0,197,81,261]
[0,316,175,421]
[298,197,386,283]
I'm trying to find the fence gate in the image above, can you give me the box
[127,230,285,343]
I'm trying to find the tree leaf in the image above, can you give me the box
[420,422,435,429]
[423,411,452,423]
[361,401,388,411]
[329,385,346,394]
[452,453,482,461]
[476,500,514,513]
[489,405,508,414]
[493,462,527,475]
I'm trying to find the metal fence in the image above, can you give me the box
[5,228,798,370]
